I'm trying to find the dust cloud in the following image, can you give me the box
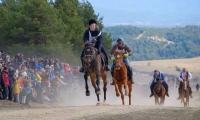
[58,71,200,108]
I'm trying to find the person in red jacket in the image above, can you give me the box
[2,67,10,99]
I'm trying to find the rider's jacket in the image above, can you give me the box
[153,72,165,83]
[83,29,102,50]
[111,44,131,55]
[179,71,192,82]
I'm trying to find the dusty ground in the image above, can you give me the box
[0,87,200,120]
[1,57,200,120]
[0,104,200,120]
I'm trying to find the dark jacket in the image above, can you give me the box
[111,44,132,55]
[153,72,165,82]
[83,29,103,50]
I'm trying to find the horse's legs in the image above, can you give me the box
[155,96,158,105]
[114,81,120,97]
[161,96,165,105]
[128,81,132,105]
[186,93,189,107]
[124,78,129,96]
[90,74,100,102]
[102,72,107,102]
[118,84,124,105]
[84,73,90,96]
[96,74,101,95]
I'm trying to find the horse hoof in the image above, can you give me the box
[86,91,90,96]
[96,102,101,106]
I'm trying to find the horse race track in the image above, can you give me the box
[0,104,200,120]
[1,57,200,120]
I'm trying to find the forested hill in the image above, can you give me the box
[105,25,200,61]
[0,0,111,64]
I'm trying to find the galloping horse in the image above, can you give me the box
[180,72,190,107]
[153,80,166,105]
[82,42,108,105]
[113,49,132,105]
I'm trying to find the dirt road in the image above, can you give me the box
[0,105,200,120]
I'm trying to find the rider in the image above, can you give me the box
[149,70,169,97]
[178,68,192,99]
[79,19,109,72]
[110,38,134,85]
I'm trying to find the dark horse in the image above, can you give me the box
[113,49,132,105]
[82,43,108,105]
[180,73,190,107]
[153,80,166,105]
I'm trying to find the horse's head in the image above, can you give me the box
[182,71,189,90]
[114,49,125,70]
[83,43,97,69]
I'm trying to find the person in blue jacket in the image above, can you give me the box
[150,70,169,97]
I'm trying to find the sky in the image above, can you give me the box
[87,0,200,27]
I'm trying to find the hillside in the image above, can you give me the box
[105,25,200,60]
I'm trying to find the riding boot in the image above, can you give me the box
[178,87,181,100]
[126,64,134,84]
[149,89,154,97]
[149,82,154,97]
[101,47,110,71]
[165,87,169,97]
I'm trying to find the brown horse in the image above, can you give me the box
[113,49,132,105]
[153,80,166,105]
[180,73,190,107]
[82,43,108,105]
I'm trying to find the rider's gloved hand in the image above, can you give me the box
[124,53,129,57]
[111,56,116,61]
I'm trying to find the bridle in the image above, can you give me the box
[114,49,125,70]
[83,43,97,72]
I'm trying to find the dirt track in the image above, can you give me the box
[0,105,200,120]
[1,63,200,120]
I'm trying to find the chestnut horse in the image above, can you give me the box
[153,80,166,105]
[180,72,190,107]
[113,49,132,105]
[82,43,108,105]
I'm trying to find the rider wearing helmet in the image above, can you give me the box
[80,19,109,72]
[110,38,134,85]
